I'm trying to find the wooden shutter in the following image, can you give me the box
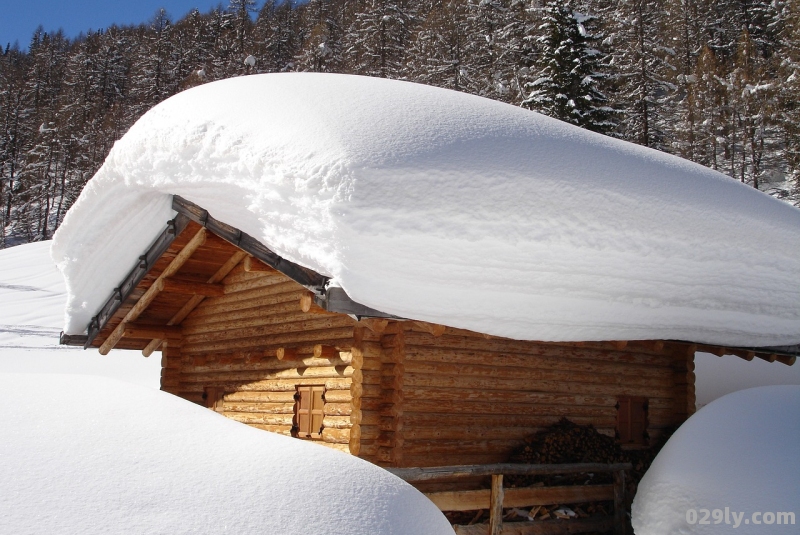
[617,396,648,446]
[294,385,325,439]
[617,397,631,443]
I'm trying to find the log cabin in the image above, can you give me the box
[59,194,797,467]
[53,73,800,531]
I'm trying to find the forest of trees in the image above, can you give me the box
[1,0,799,247]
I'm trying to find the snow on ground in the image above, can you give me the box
[52,73,800,347]
[0,241,160,388]
[0,373,453,535]
[632,386,800,534]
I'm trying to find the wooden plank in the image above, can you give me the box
[490,475,504,535]
[387,463,632,482]
[614,470,627,535]
[426,484,614,512]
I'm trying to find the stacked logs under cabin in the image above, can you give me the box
[70,199,795,534]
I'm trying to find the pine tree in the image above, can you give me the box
[610,0,676,149]
[522,0,615,133]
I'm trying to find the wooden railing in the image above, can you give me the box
[387,463,632,535]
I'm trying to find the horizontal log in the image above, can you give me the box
[399,387,617,408]
[388,463,632,482]
[184,311,317,335]
[180,328,354,354]
[321,427,351,444]
[162,278,225,297]
[404,409,616,429]
[222,391,296,403]
[404,346,671,378]
[403,373,674,399]
[454,517,614,535]
[178,377,351,393]
[222,401,294,414]
[222,277,299,297]
[403,360,672,389]
[403,333,673,367]
[427,484,614,512]
[225,412,294,425]
[181,301,306,328]
[184,355,352,373]
[188,289,309,319]
[361,398,614,419]
[402,426,549,442]
[183,316,355,346]
[323,402,352,416]
[325,389,352,403]
[322,415,352,429]
[179,365,353,384]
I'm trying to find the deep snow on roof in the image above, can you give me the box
[52,73,800,346]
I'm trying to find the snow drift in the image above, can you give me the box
[0,373,452,534]
[51,73,800,346]
[631,386,800,534]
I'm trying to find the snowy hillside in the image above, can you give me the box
[53,74,800,347]
[0,373,453,535]
[0,242,160,387]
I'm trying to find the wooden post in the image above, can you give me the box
[489,474,504,535]
[613,469,627,535]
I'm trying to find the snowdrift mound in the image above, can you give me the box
[631,386,800,534]
[0,373,452,535]
[52,73,800,346]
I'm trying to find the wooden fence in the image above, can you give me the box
[387,463,632,535]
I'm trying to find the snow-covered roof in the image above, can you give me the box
[52,73,800,346]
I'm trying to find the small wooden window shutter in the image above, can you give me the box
[617,396,648,446]
[617,397,632,443]
[294,385,325,439]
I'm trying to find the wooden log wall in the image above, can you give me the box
[163,258,357,452]
[353,322,695,468]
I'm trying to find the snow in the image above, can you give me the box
[0,372,453,535]
[51,72,800,346]
[631,386,800,534]
[0,241,160,387]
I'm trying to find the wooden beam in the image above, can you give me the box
[387,463,632,483]
[98,227,207,355]
[489,475,504,535]
[162,278,225,297]
[614,470,627,535]
[425,484,614,512]
[142,249,247,357]
[776,355,796,366]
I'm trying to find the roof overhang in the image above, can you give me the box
[59,195,796,366]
